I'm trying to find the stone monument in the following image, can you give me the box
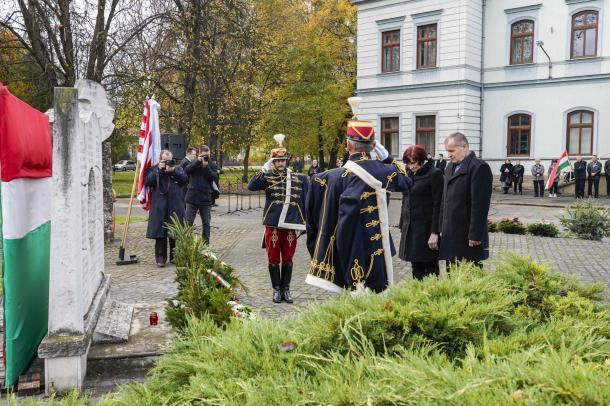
[38,80,114,393]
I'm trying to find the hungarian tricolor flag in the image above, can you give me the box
[136,99,161,211]
[0,84,51,387]
[546,151,570,190]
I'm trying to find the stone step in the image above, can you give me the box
[93,301,134,344]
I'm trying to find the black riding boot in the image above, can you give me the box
[268,263,282,303]
[280,262,294,303]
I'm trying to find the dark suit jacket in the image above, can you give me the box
[185,159,218,206]
[574,161,587,180]
[435,159,447,172]
[439,152,493,262]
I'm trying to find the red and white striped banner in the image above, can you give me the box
[136,99,161,211]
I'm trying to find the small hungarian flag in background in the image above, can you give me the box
[546,151,570,190]
[0,84,52,387]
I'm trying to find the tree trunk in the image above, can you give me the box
[317,116,325,170]
[102,139,114,243]
[242,140,251,183]
[329,125,345,168]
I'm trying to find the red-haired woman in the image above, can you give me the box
[398,145,444,280]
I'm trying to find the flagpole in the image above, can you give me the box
[117,155,141,265]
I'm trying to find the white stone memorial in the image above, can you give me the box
[38,80,114,393]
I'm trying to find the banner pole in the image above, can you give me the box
[117,159,141,265]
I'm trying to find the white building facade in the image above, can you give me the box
[353,0,610,172]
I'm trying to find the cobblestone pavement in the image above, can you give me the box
[106,197,610,322]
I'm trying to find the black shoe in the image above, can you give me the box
[268,263,282,303]
[282,288,293,304]
[273,289,282,303]
[280,263,294,303]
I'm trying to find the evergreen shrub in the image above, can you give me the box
[526,222,559,237]
[103,253,610,405]
[495,218,527,234]
[559,200,610,241]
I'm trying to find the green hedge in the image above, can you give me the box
[95,253,610,405]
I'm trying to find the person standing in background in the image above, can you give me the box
[512,160,524,195]
[292,157,304,173]
[587,155,602,198]
[185,145,218,244]
[531,159,545,198]
[573,156,587,199]
[434,153,447,173]
[308,159,321,178]
[604,158,610,197]
[399,145,443,280]
[500,159,513,194]
[145,150,188,267]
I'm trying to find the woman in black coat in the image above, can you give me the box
[500,159,514,194]
[145,150,189,266]
[399,145,444,280]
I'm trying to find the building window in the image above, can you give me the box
[381,30,400,73]
[381,117,400,157]
[417,24,437,69]
[415,115,436,155]
[510,20,534,65]
[571,10,598,58]
[507,114,531,156]
[567,110,594,155]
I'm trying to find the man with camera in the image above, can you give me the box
[144,150,188,267]
[185,145,218,244]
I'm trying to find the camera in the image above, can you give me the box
[162,159,175,168]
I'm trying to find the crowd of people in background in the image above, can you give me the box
[494,156,610,199]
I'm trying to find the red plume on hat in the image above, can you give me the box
[347,97,375,143]
[270,133,289,160]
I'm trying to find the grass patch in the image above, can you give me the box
[219,167,258,185]
[114,215,148,225]
[112,171,137,197]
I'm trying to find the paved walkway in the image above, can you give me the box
[106,197,610,323]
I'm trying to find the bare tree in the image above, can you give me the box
[1,0,163,242]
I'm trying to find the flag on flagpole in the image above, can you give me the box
[0,83,52,387]
[136,99,161,211]
[546,151,570,190]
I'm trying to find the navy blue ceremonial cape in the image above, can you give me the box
[305,152,411,293]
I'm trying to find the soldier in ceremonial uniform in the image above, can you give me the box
[248,134,309,303]
[305,97,411,294]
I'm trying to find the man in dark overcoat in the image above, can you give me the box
[145,149,189,266]
[185,145,218,244]
[573,156,587,198]
[439,132,493,268]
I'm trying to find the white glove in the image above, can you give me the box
[261,158,274,173]
[374,142,390,161]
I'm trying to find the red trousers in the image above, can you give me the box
[264,227,297,264]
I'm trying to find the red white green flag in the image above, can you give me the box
[0,83,52,387]
[546,151,570,190]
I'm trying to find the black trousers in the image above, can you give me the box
[411,261,439,280]
[606,174,610,196]
[575,179,586,198]
[549,182,559,195]
[513,180,522,194]
[155,238,176,264]
[588,178,600,198]
[186,203,212,244]
[533,180,544,197]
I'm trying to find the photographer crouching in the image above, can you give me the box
[145,150,188,267]
[185,145,218,244]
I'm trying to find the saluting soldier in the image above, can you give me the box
[248,134,309,304]
[305,97,411,294]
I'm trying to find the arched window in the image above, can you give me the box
[567,110,594,155]
[571,11,598,58]
[507,114,531,156]
[510,20,534,65]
